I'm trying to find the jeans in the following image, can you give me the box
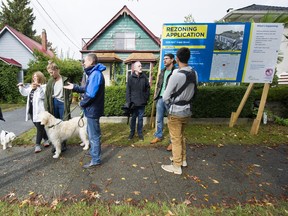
[167,115,189,166]
[87,117,101,164]
[154,98,168,139]
[53,98,64,119]
[130,106,145,136]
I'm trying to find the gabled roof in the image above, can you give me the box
[95,52,122,62]
[0,25,54,57]
[82,5,160,50]
[124,53,157,63]
[0,56,22,67]
[220,4,288,22]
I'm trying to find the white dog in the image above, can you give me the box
[40,111,89,158]
[1,130,16,150]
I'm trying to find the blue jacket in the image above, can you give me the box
[73,63,106,118]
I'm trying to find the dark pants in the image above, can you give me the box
[30,113,48,145]
[33,122,48,145]
[130,106,145,136]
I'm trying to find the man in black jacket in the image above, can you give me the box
[126,61,150,141]
[150,53,175,151]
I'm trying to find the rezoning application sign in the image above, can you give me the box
[160,23,283,83]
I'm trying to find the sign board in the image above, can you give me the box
[160,23,284,83]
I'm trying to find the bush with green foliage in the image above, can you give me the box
[0,61,22,103]
[104,85,257,118]
[26,50,83,84]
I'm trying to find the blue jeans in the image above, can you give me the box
[154,98,168,139]
[53,98,64,119]
[130,106,145,136]
[87,117,101,164]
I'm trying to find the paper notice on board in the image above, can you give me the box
[242,23,284,83]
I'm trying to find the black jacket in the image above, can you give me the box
[126,72,150,107]
[154,66,176,100]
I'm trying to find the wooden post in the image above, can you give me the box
[229,83,254,127]
[250,83,270,135]
[150,45,163,128]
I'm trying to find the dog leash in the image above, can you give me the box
[48,104,83,129]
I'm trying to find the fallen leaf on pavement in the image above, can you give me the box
[132,191,141,195]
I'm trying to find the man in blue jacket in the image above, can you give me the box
[64,53,106,168]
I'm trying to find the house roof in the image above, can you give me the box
[124,53,157,63]
[82,5,160,50]
[0,56,22,67]
[95,52,122,62]
[220,4,288,22]
[0,25,54,57]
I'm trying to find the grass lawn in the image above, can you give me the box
[13,122,288,147]
[2,104,288,215]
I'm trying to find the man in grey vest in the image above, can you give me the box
[161,47,197,175]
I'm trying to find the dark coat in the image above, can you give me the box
[154,66,176,100]
[126,72,150,107]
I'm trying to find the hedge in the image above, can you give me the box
[0,61,22,103]
[104,85,257,118]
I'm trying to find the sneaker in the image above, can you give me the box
[128,134,134,140]
[166,144,172,151]
[169,156,187,167]
[35,145,41,153]
[83,162,101,169]
[161,164,182,175]
[139,134,144,141]
[43,140,50,147]
[150,137,162,144]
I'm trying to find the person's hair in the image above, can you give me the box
[164,53,176,64]
[46,60,59,71]
[176,47,190,64]
[32,71,46,84]
[134,61,141,66]
[164,53,174,59]
[87,53,98,65]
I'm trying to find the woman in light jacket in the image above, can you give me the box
[18,71,49,153]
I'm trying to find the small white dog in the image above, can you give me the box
[40,111,89,158]
[1,130,16,150]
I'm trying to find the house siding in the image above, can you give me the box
[88,16,159,51]
[0,31,34,69]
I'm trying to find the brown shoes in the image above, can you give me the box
[166,144,172,151]
[150,137,162,144]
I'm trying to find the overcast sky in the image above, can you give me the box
[2,0,287,59]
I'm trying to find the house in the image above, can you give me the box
[0,56,22,80]
[0,25,54,81]
[220,4,288,83]
[80,5,161,86]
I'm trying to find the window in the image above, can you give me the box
[115,32,135,50]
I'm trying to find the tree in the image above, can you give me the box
[184,14,195,23]
[0,0,36,38]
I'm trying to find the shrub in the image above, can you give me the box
[0,61,22,103]
[103,85,256,118]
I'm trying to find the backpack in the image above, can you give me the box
[170,69,198,108]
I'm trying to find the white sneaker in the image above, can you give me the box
[35,145,41,153]
[161,164,182,175]
[43,140,50,147]
[169,156,187,167]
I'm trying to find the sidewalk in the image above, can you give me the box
[0,143,287,205]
